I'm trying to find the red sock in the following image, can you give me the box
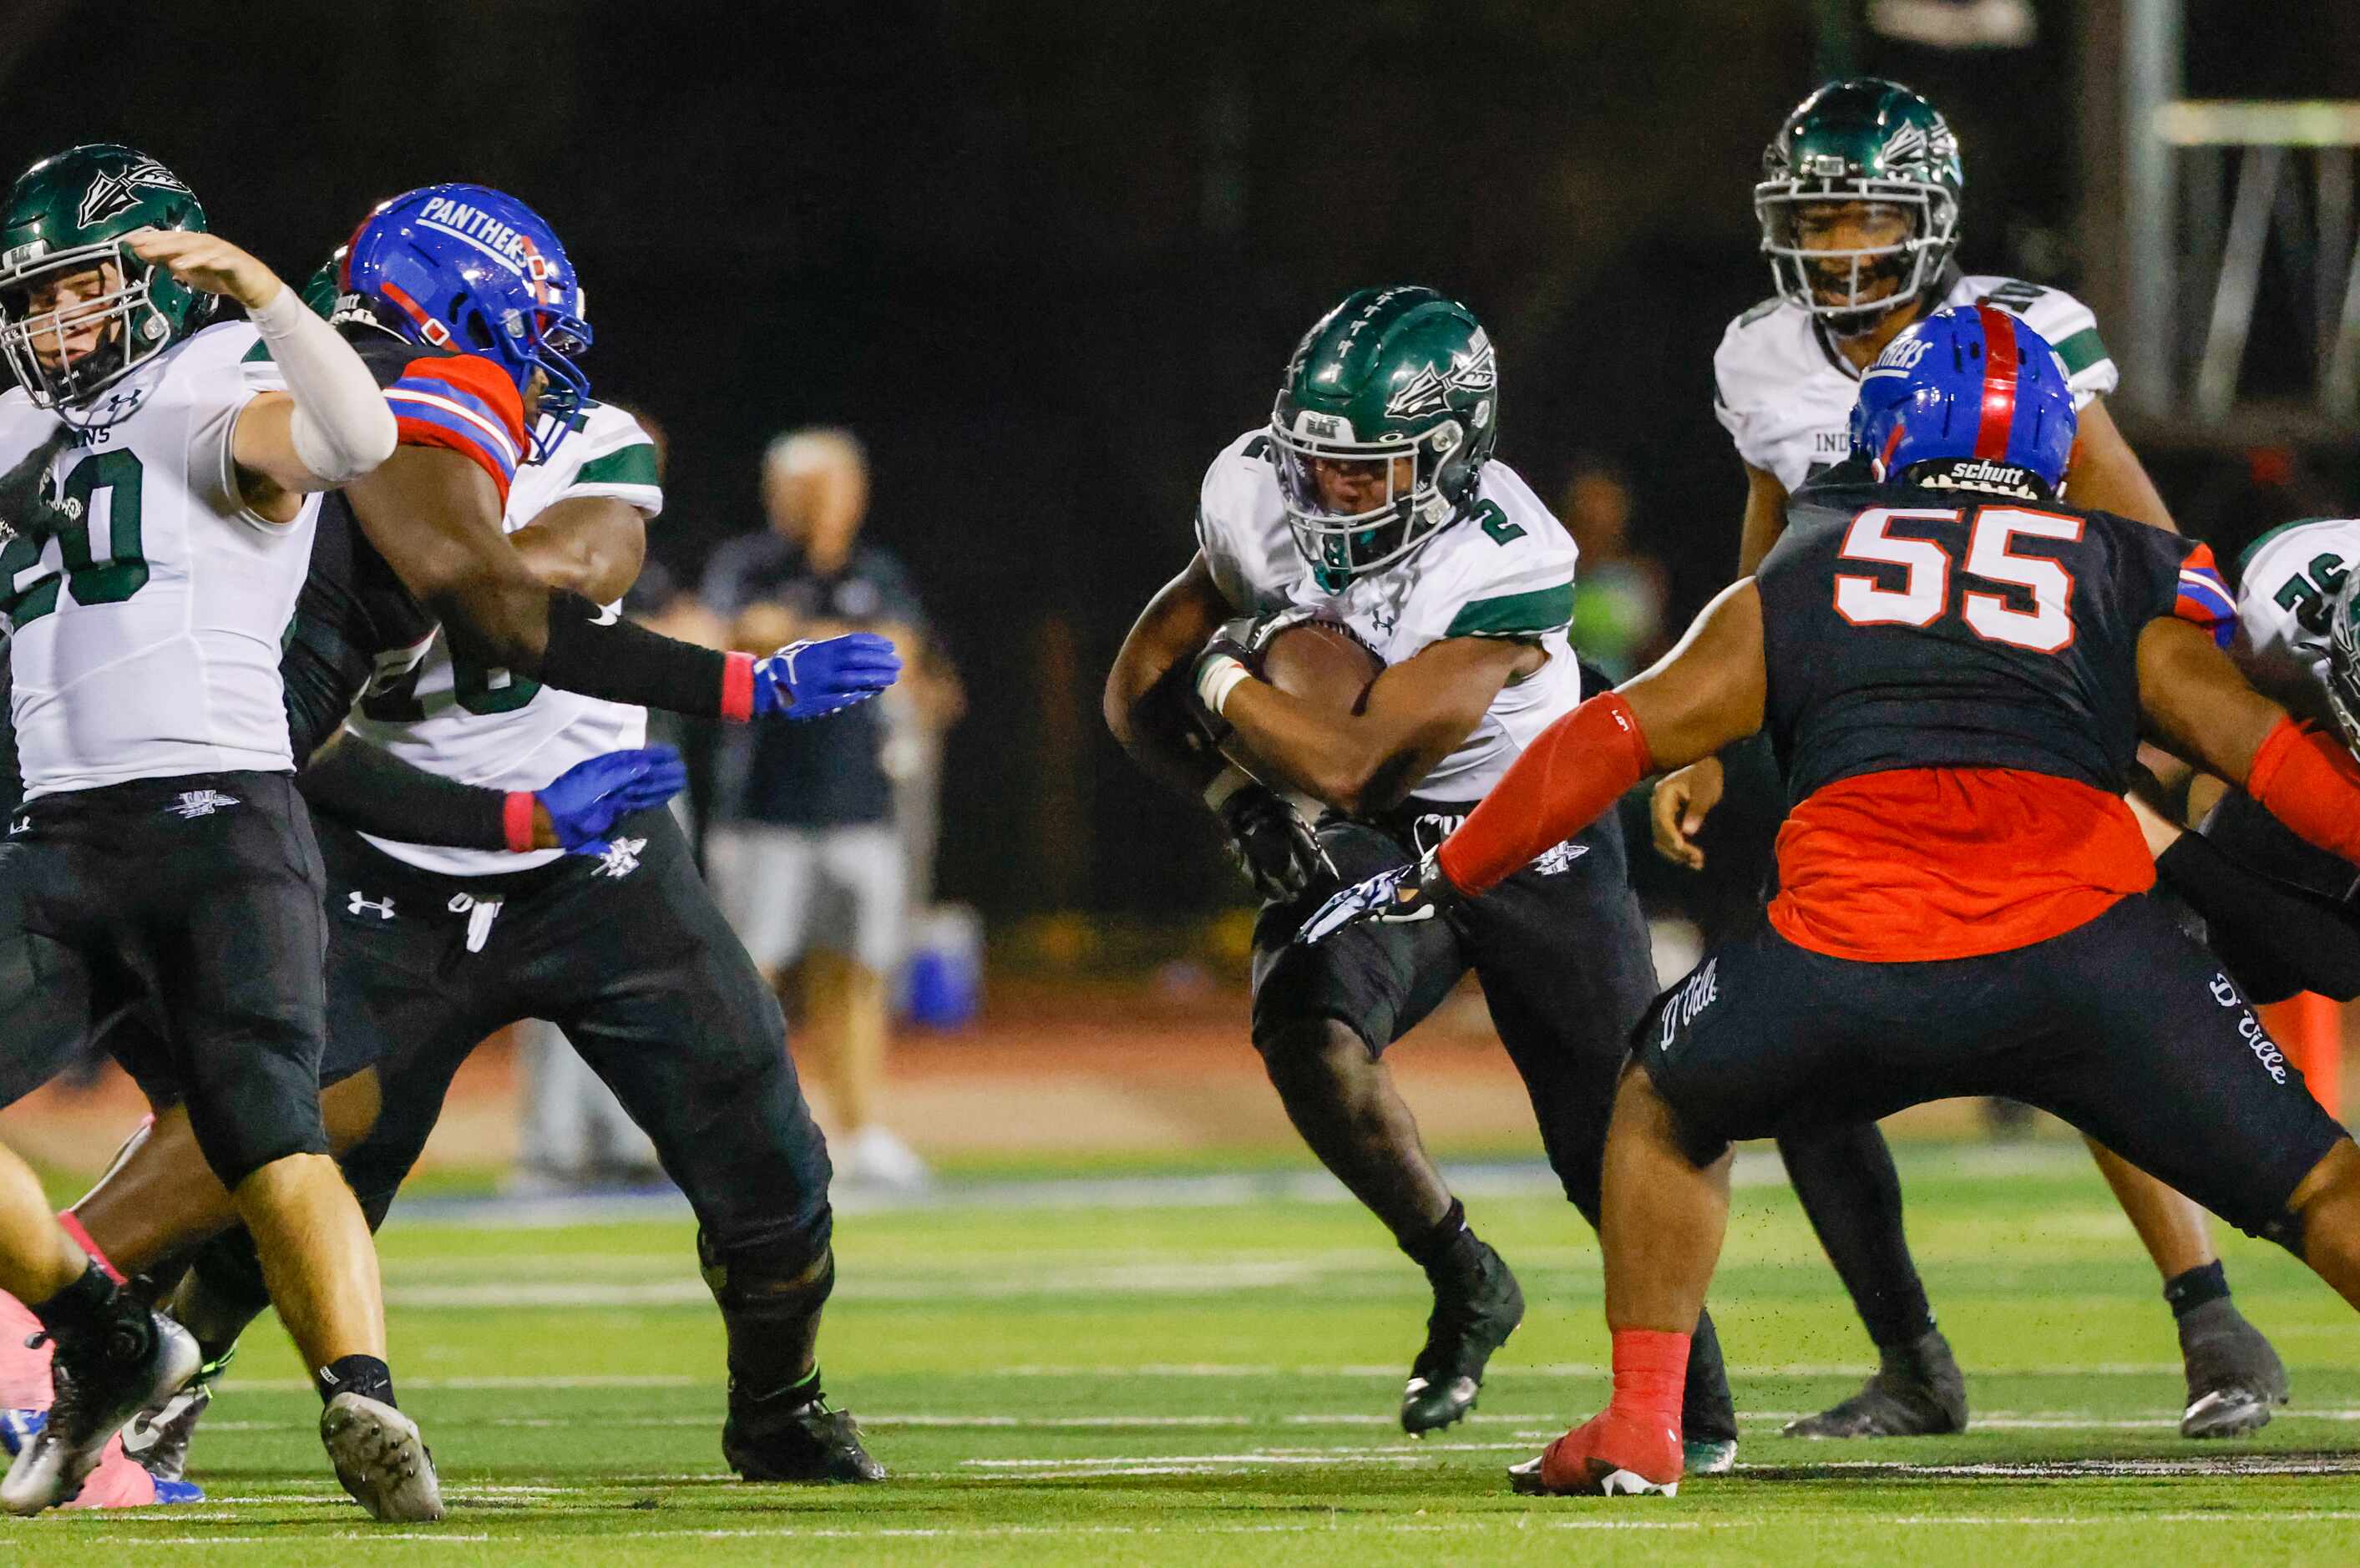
[1609,1328,1690,1436]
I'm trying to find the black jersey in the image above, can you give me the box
[1756,466,2225,805]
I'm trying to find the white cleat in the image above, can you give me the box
[321,1392,443,1522]
[1,1313,200,1515]
[841,1125,931,1191]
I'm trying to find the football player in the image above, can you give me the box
[1305,307,2360,1498]
[1654,78,2287,1440]
[38,190,886,1490]
[1107,286,1739,1465]
[0,143,424,1516]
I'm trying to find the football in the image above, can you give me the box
[1261,619,1383,716]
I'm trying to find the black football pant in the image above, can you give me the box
[10,771,332,1186]
[1251,802,1736,1444]
[181,807,832,1299]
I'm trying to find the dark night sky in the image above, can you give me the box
[4,0,2351,915]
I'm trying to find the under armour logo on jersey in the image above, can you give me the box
[593,836,647,880]
[167,789,241,820]
[347,892,395,921]
[1530,840,1591,877]
[7,817,27,836]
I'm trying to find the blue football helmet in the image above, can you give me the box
[1850,303,2076,491]
[340,183,590,460]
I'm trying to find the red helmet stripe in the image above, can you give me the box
[1973,303,2019,461]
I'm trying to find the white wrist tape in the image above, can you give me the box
[250,286,398,485]
[1194,654,1252,718]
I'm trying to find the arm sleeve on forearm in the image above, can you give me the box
[296,736,512,850]
[2156,831,2360,1003]
[536,589,757,721]
[1437,691,1654,896]
[247,288,398,484]
[2246,716,2360,866]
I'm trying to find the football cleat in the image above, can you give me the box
[2178,1298,2290,1439]
[1507,1407,1683,1498]
[321,1392,443,1522]
[1781,1328,1967,1439]
[122,1373,214,1484]
[1683,1437,1738,1475]
[1400,1239,1524,1434]
[1,1311,198,1515]
[723,1391,886,1484]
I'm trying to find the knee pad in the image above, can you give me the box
[696,1211,835,1316]
[185,1043,332,1190]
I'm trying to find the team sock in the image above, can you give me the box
[1608,1327,1691,1434]
[1400,1199,1477,1285]
[2163,1261,2231,1320]
[315,1354,397,1409]
[1778,1124,1938,1351]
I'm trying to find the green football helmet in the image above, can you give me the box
[0,144,213,426]
[1270,285,1498,591]
[1755,78,1964,326]
[2327,571,2360,761]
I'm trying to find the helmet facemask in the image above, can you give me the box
[0,240,185,426]
[1270,410,1469,592]
[1755,183,1958,329]
[2327,575,2360,761]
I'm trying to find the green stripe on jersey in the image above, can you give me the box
[243,340,274,362]
[2052,326,2109,377]
[1445,582,1574,640]
[2239,516,2339,572]
[574,443,659,488]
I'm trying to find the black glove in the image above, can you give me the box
[1213,778,1332,903]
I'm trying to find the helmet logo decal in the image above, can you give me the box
[1384,334,1497,422]
[75,159,189,229]
[416,194,538,279]
[1879,119,1931,170]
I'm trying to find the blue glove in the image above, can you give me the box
[536,745,688,855]
[752,633,902,721]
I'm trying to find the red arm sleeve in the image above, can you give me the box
[1436,691,1654,896]
[2246,716,2360,866]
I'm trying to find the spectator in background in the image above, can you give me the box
[701,428,934,1191]
[1559,458,1669,681]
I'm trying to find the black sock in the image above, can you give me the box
[1779,1124,1937,1351]
[1400,1199,1473,1281]
[316,1353,396,1409]
[745,1365,823,1409]
[2164,1261,2232,1320]
[31,1262,151,1364]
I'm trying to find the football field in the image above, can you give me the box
[12,1141,2360,1565]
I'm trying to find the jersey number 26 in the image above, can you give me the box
[1832,505,2079,654]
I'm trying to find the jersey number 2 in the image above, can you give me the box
[1833,505,2080,653]
[0,450,149,625]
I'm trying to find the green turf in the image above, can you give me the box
[9,1142,2360,1564]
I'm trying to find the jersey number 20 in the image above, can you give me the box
[1832,505,2080,653]
[0,450,149,625]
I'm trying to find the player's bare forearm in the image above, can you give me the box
[1615,579,1770,769]
[2066,398,2178,534]
[2135,617,2289,787]
[1106,554,1230,801]
[1735,464,1790,576]
[509,495,649,604]
[1223,636,1527,816]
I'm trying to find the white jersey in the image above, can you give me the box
[342,400,664,874]
[1193,428,1581,802]
[0,323,316,798]
[1712,273,2120,495]
[2232,516,2360,689]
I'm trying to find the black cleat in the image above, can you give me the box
[2,1312,199,1515]
[2178,1297,2290,1439]
[1400,1239,1524,1435]
[1782,1328,1967,1439]
[724,1390,886,1484]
